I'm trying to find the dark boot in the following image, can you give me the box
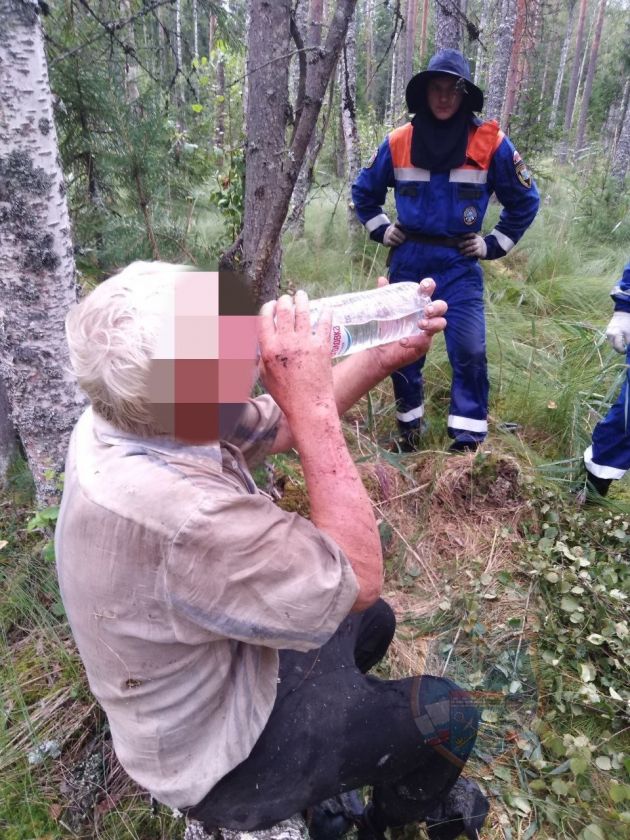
[424,777,489,840]
[586,470,612,498]
[358,778,489,840]
[308,791,365,840]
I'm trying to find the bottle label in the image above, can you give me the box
[331,325,352,357]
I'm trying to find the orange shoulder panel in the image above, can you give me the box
[466,120,504,170]
[388,123,413,168]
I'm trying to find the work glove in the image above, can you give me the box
[605,311,630,354]
[458,232,487,259]
[383,224,406,247]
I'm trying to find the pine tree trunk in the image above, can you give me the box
[549,0,576,131]
[0,0,86,505]
[405,0,419,80]
[419,0,430,62]
[434,0,462,52]
[484,0,517,122]
[611,91,630,185]
[501,0,526,129]
[340,12,362,238]
[574,0,607,157]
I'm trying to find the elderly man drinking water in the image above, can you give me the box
[55,262,488,840]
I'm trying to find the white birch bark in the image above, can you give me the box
[193,0,199,61]
[120,0,141,108]
[340,12,362,237]
[574,0,606,157]
[0,0,86,505]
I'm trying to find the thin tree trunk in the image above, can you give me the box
[193,0,199,61]
[501,0,526,128]
[484,0,517,122]
[434,0,462,52]
[405,0,419,80]
[549,0,576,131]
[0,0,86,505]
[340,12,362,238]
[419,0,429,63]
[611,89,630,185]
[365,0,375,106]
[0,376,17,489]
[120,0,141,110]
[473,0,491,87]
[558,0,588,161]
[574,0,607,157]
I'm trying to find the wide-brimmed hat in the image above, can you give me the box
[406,48,484,113]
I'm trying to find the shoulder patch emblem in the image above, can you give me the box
[367,149,379,168]
[463,205,478,226]
[513,150,522,164]
[515,159,532,189]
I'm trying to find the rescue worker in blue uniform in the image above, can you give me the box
[582,261,630,498]
[352,49,540,451]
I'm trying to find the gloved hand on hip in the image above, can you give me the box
[606,311,630,354]
[458,232,487,259]
[383,224,406,247]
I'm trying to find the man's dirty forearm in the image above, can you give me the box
[289,407,383,612]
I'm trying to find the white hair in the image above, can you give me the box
[65,261,190,434]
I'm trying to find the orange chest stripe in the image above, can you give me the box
[388,121,504,171]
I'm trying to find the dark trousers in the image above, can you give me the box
[186,600,479,832]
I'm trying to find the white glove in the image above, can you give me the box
[606,311,630,354]
[458,232,487,259]
[383,224,406,247]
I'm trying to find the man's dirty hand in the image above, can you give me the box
[383,224,406,247]
[258,290,335,421]
[458,232,487,259]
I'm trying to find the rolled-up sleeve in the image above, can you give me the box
[165,491,358,651]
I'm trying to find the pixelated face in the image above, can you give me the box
[147,270,258,443]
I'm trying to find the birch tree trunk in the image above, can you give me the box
[574,0,607,157]
[549,0,576,131]
[484,0,517,122]
[558,0,588,161]
[120,0,141,109]
[0,0,86,505]
[242,0,358,303]
[340,12,362,238]
[434,0,462,52]
[611,92,630,185]
[365,0,375,106]
[193,0,199,62]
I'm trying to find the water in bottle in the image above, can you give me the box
[308,281,432,358]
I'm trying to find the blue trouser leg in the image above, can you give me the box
[389,260,488,442]
[442,269,488,443]
[584,354,630,480]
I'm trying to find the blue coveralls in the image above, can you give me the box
[584,262,630,481]
[352,119,540,444]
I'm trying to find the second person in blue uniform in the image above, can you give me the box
[352,49,540,451]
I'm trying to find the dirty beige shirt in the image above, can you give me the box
[55,397,358,808]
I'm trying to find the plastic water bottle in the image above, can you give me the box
[308,281,432,358]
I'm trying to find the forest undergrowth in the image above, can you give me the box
[0,169,629,839]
